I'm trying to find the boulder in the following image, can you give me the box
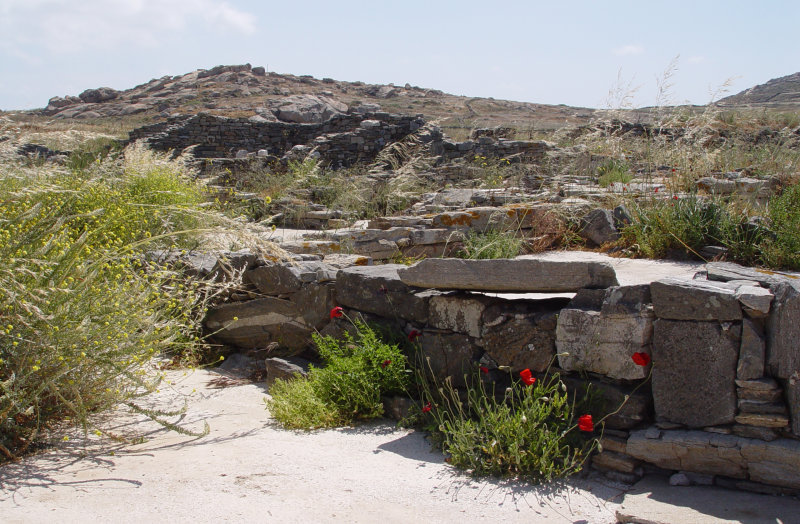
[579,208,619,246]
[272,94,348,123]
[265,356,311,388]
[397,257,618,292]
[651,320,739,427]
[650,277,742,321]
[78,87,119,103]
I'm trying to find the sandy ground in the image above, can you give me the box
[0,368,626,523]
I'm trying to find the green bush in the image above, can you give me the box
[417,370,598,482]
[765,182,800,268]
[597,158,632,188]
[266,319,410,429]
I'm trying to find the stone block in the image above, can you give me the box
[766,280,800,379]
[734,413,789,428]
[787,371,800,436]
[428,293,493,338]
[562,375,652,430]
[737,317,765,380]
[479,300,561,373]
[205,297,313,353]
[578,208,619,246]
[397,257,618,292]
[592,451,638,474]
[741,438,800,489]
[652,320,739,427]
[651,277,742,321]
[557,308,653,380]
[245,260,333,295]
[420,331,481,387]
[335,264,433,324]
[627,429,747,478]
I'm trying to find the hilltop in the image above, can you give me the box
[718,71,800,108]
[37,63,596,133]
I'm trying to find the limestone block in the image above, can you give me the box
[579,208,619,247]
[652,320,739,427]
[592,451,638,474]
[651,277,742,321]
[562,375,652,430]
[627,429,747,478]
[397,257,618,292]
[786,371,800,436]
[265,356,310,388]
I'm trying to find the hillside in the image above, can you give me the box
[36,63,597,133]
[718,72,800,107]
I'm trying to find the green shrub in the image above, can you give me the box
[266,319,410,429]
[417,370,598,482]
[596,158,632,188]
[764,182,800,268]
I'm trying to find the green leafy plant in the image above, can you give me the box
[266,316,410,429]
[458,229,523,259]
[596,158,632,188]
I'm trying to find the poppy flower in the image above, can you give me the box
[422,401,432,413]
[578,414,594,432]
[519,368,536,386]
[673,195,678,200]
[631,352,651,366]
[381,359,391,369]
[479,366,489,374]
[329,306,344,319]
[408,330,421,342]
[654,187,659,193]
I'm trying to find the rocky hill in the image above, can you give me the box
[718,72,800,107]
[38,63,597,132]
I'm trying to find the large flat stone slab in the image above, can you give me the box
[616,474,800,524]
[627,429,800,490]
[767,280,800,380]
[397,257,618,292]
[652,320,739,427]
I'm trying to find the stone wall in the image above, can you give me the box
[189,250,800,493]
[126,112,553,168]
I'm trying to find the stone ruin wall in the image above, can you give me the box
[126,112,553,168]
[176,247,800,495]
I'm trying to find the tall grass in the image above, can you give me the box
[0,145,220,460]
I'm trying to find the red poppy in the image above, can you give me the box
[671,168,676,172]
[408,330,421,342]
[673,195,678,200]
[578,414,594,432]
[654,187,659,193]
[422,401,432,413]
[622,186,627,192]
[381,359,391,369]
[329,306,344,319]
[479,366,489,374]
[631,352,651,366]
[519,368,536,386]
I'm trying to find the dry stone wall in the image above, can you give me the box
[126,112,553,169]
[182,249,800,493]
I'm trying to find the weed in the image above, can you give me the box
[458,229,523,259]
[596,158,632,188]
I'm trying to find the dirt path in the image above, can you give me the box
[0,368,625,523]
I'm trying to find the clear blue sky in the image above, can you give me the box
[1,0,798,110]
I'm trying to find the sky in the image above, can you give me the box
[1,0,798,111]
